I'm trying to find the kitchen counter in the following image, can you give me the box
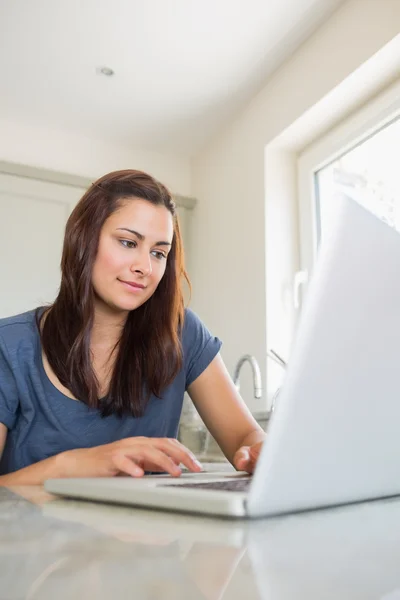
[2,468,400,600]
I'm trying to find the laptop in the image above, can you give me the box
[45,195,400,518]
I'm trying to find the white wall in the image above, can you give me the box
[191,0,400,412]
[0,118,192,197]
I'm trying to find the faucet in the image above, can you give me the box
[233,354,262,399]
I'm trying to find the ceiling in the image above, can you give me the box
[0,0,345,156]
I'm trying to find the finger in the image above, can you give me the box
[132,446,183,477]
[234,447,251,471]
[157,439,203,473]
[111,452,145,478]
[244,460,256,474]
[249,443,263,460]
[139,459,180,472]
[122,437,201,470]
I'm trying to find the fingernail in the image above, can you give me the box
[194,459,203,469]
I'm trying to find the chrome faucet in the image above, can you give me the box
[233,354,262,399]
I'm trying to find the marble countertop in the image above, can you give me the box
[2,466,400,600]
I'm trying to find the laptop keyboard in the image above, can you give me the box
[161,478,251,493]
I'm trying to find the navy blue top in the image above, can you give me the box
[0,308,221,475]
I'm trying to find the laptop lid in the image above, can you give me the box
[248,195,400,516]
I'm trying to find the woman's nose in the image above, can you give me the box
[130,251,152,276]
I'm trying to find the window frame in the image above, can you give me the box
[297,78,400,298]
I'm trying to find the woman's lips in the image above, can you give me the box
[119,279,146,291]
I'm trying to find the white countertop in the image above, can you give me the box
[2,465,400,600]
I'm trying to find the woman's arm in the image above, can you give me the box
[187,353,266,469]
[0,449,65,486]
[0,436,203,486]
[0,421,73,485]
[0,423,6,459]
[0,421,65,485]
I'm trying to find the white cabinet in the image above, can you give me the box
[0,173,85,317]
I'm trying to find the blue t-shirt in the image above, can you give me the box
[0,308,221,475]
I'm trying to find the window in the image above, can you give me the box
[297,79,400,308]
[315,115,400,245]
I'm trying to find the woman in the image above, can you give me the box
[0,170,265,485]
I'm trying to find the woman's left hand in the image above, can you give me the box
[233,441,263,474]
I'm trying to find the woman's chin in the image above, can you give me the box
[113,297,147,312]
[95,297,144,314]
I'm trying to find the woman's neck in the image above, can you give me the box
[91,303,128,350]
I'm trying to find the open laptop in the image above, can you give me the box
[45,195,400,518]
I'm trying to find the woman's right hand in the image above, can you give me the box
[59,437,203,478]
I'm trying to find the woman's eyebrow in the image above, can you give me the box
[116,227,171,246]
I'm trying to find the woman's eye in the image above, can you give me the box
[152,250,167,260]
[120,239,137,249]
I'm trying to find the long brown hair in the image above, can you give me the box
[38,169,190,417]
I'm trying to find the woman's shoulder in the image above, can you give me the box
[0,308,40,350]
[181,308,222,386]
[183,307,199,327]
[182,307,221,349]
[182,307,205,336]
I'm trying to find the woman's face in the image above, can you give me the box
[92,198,174,314]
